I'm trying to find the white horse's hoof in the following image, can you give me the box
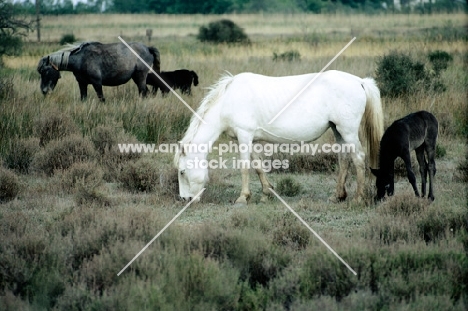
[234,197,248,206]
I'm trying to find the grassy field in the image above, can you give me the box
[0,13,467,310]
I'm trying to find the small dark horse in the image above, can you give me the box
[37,42,160,102]
[371,111,438,201]
[146,69,199,96]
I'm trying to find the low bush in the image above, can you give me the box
[197,19,250,44]
[91,125,117,155]
[273,50,301,62]
[32,134,96,175]
[276,176,302,197]
[99,129,141,182]
[428,50,453,76]
[119,157,160,192]
[59,33,76,45]
[375,51,429,97]
[0,77,14,100]
[282,154,337,173]
[4,137,40,173]
[0,168,20,202]
[34,112,79,146]
[60,161,104,194]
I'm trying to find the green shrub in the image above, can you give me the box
[34,111,79,146]
[276,177,302,197]
[281,154,337,173]
[455,159,468,182]
[428,50,453,76]
[197,19,250,44]
[0,77,14,100]
[119,157,160,192]
[435,144,446,158]
[0,167,20,202]
[91,125,117,155]
[4,137,40,173]
[60,161,104,194]
[99,130,141,182]
[273,50,301,62]
[32,134,97,176]
[272,213,310,250]
[375,51,429,97]
[59,33,76,45]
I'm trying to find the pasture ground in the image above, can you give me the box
[0,13,467,310]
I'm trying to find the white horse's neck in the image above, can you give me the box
[182,105,224,160]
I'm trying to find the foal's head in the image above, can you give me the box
[371,168,394,201]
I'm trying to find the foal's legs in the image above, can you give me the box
[415,146,428,197]
[402,151,420,197]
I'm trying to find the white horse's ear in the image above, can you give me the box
[179,141,186,156]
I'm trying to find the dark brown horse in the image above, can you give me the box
[371,111,438,201]
[37,42,160,102]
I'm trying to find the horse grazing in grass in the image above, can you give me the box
[371,111,438,201]
[37,42,160,102]
[174,70,384,204]
[147,69,199,96]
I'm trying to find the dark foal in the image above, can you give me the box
[371,111,438,201]
[147,69,199,96]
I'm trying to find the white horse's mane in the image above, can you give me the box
[174,72,234,166]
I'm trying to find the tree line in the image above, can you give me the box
[12,0,466,15]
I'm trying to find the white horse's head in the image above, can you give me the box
[175,148,208,202]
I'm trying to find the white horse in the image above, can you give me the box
[174,70,384,204]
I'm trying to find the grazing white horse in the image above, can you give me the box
[174,70,384,204]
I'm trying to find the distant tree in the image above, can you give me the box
[0,0,32,66]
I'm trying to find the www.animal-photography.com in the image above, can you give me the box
[0,1,467,310]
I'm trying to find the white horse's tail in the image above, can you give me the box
[361,78,384,169]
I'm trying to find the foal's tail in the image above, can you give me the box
[361,78,384,169]
[191,71,199,86]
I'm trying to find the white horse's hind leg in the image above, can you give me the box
[331,126,350,201]
[335,153,350,201]
[350,142,366,202]
[335,126,366,202]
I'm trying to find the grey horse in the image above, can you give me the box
[37,41,160,102]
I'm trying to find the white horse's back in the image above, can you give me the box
[218,70,367,143]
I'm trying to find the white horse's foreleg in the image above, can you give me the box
[234,131,254,205]
[251,152,274,202]
[234,166,251,205]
